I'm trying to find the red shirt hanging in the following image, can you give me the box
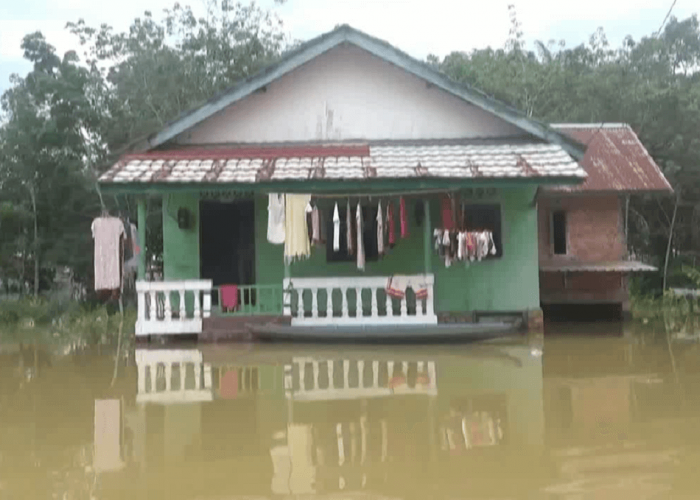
[400,197,409,238]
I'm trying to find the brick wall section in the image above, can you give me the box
[538,195,625,262]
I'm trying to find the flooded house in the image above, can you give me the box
[98,25,599,339]
[537,124,673,321]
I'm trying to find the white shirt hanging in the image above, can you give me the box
[376,201,384,255]
[267,193,286,245]
[92,216,125,291]
[356,202,365,271]
[333,203,340,252]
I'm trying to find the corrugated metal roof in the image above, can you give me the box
[100,142,585,184]
[546,123,673,193]
[539,260,657,272]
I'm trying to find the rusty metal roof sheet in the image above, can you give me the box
[546,123,673,194]
[540,260,657,272]
[100,142,585,184]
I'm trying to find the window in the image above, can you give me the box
[462,204,503,258]
[551,210,567,255]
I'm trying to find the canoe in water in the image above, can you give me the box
[247,321,520,343]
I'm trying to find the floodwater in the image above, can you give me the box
[2,324,700,499]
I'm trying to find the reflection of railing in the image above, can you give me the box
[136,280,212,336]
[284,358,437,401]
[283,275,437,326]
[135,349,213,404]
[213,284,283,316]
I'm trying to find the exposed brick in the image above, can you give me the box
[538,195,625,262]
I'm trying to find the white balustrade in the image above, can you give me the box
[282,275,437,326]
[135,280,213,336]
[285,357,438,401]
[135,349,214,404]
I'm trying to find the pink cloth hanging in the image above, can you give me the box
[400,197,409,238]
[220,285,239,312]
[387,202,396,246]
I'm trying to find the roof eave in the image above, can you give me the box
[99,175,585,196]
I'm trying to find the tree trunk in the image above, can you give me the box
[663,194,680,291]
[29,185,39,297]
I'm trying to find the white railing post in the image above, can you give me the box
[283,278,292,316]
[203,290,211,319]
[149,291,157,321]
[137,290,146,322]
[297,290,305,320]
[179,290,186,320]
[400,297,408,318]
[164,293,172,321]
[193,290,201,319]
[371,289,378,319]
[311,288,318,319]
[326,288,333,318]
[341,287,349,318]
[355,288,362,318]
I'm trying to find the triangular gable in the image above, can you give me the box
[130,25,585,159]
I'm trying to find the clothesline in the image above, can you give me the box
[282,188,464,199]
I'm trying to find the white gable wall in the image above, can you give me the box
[176,46,525,145]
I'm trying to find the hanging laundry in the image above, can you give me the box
[332,203,340,252]
[220,284,239,312]
[399,197,409,238]
[346,199,354,256]
[124,222,140,273]
[284,194,312,264]
[376,201,384,256]
[387,201,396,247]
[386,275,429,300]
[311,205,321,245]
[356,202,365,271]
[267,193,286,245]
[92,216,125,291]
[441,195,454,231]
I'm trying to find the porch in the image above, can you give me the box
[134,273,437,337]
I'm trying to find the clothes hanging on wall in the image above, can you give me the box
[376,201,384,256]
[356,202,365,271]
[399,196,409,238]
[92,216,125,291]
[346,199,354,256]
[434,229,497,266]
[267,193,286,245]
[124,222,140,273]
[284,194,312,264]
[311,205,322,245]
[441,195,454,231]
[385,275,429,300]
[332,203,340,252]
[387,201,396,247]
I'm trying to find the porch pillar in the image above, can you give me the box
[423,198,432,275]
[137,198,147,280]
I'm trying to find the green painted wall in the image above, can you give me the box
[253,188,540,314]
[160,189,540,314]
[432,187,540,312]
[163,193,201,280]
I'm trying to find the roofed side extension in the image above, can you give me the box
[548,123,673,194]
[128,25,586,160]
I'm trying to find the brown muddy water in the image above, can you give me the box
[2,323,700,499]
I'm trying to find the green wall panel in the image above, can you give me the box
[239,190,538,314]
[163,193,201,280]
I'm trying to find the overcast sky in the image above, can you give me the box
[0,0,696,94]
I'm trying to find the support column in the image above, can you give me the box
[137,198,147,280]
[423,198,432,275]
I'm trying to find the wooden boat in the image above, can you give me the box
[247,320,521,343]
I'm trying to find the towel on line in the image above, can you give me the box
[386,275,429,300]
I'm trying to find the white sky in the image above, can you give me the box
[0,0,697,94]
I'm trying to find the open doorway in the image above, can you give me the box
[200,200,256,287]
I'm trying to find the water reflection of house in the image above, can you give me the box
[103,344,544,499]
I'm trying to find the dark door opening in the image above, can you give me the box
[200,200,256,287]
